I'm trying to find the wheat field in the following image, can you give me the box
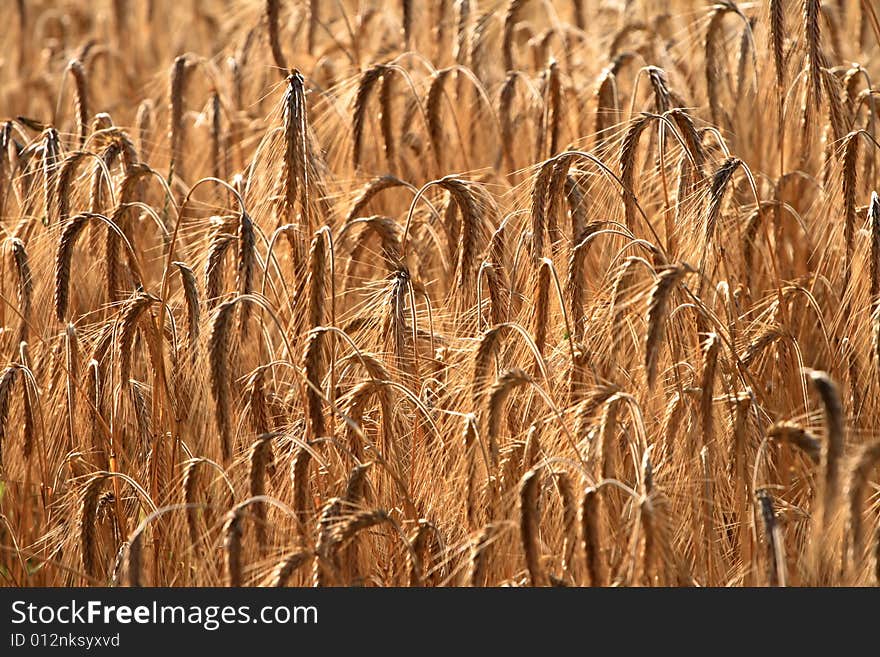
[0,0,878,587]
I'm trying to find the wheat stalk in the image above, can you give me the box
[580,486,603,586]
[645,264,690,387]
[844,441,880,574]
[209,300,236,462]
[67,59,89,147]
[519,468,544,586]
[807,370,845,530]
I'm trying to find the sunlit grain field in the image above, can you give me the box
[0,0,878,587]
